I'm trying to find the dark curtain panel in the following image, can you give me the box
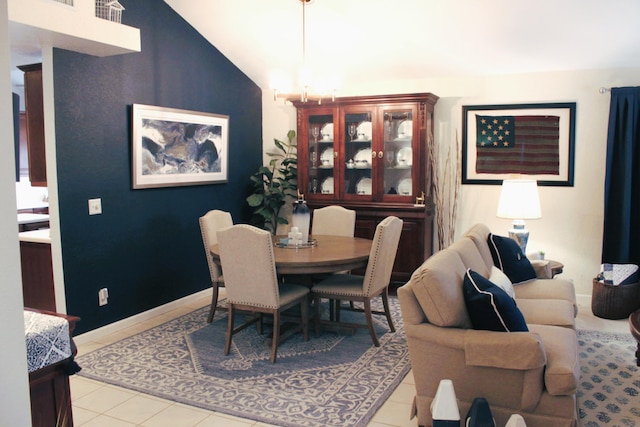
[602,87,640,263]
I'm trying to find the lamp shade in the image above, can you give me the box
[497,179,542,220]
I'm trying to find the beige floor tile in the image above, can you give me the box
[71,406,100,426]
[104,394,172,425]
[371,400,417,427]
[195,412,254,426]
[388,382,416,404]
[79,414,137,427]
[140,403,210,427]
[73,384,138,414]
[70,376,106,400]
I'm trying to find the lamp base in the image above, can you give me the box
[508,220,529,255]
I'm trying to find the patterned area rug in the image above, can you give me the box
[577,329,640,426]
[76,298,410,427]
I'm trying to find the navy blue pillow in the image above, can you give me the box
[463,269,528,332]
[487,233,536,284]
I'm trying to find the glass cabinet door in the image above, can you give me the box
[307,114,335,196]
[382,109,414,198]
[343,111,373,198]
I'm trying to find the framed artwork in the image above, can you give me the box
[132,104,229,189]
[462,102,576,186]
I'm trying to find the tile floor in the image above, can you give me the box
[70,293,631,427]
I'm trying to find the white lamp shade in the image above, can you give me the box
[497,179,542,220]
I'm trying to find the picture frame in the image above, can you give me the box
[132,104,229,189]
[462,102,576,186]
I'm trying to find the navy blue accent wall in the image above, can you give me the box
[53,0,262,334]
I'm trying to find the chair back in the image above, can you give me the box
[362,216,403,296]
[312,205,356,237]
[199,210,233,282]
[217,224,280,308]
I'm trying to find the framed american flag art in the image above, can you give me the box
[461,102,576,186]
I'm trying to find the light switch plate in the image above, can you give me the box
[88,198,102,215]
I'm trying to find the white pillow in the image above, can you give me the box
[490,266,515,299]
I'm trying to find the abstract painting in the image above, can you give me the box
[132,104,229,189]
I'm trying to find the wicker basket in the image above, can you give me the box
[591,278,640,319]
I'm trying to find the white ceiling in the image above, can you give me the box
[10,1,640,95]
[163,0,640,94]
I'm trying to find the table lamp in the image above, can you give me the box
[496,179,542,254]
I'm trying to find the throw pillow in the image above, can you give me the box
[463,269,528,332]
[487,233,536,284]
[489,265,515,299]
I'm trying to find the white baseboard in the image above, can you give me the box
[74,289,210,345]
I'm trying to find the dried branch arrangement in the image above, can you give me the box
[428,129,462,250]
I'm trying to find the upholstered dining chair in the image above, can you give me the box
[312,216,403,347]
[311,205,356,237]
[217,224,310,363]
[199,210,233,323]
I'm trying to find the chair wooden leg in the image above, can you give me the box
[381,289,395,332]
[314,296,322,337]
[271,311,280,363]
[364,299,380,347]
[207,281,220,323]
[224,304,235,355]
[301,296,309,341]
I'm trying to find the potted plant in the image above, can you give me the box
[246,130,297,234]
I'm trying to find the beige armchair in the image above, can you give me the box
[217,225,310,363]
[312,216,403,347]
[199,210,233,322]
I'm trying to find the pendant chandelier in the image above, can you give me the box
[270,0,337,104]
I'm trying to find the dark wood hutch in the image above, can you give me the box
[293,93,438,284]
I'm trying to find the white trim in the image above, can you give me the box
[74,289,210,345]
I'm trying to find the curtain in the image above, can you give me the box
[602,87,640,263]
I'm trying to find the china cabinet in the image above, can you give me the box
[293,93,438,283]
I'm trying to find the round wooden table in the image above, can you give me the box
[210,234,372,275]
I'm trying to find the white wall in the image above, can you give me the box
[262,68,640,298]
[0,0,34,424]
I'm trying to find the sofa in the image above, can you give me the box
[397,223,579,427]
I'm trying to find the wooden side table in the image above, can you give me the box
[548,260,564,277]
[630,309,640,366]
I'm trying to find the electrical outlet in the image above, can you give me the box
[98,288,109,306]
[89,198,102,215]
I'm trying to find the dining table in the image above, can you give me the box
[210,234,372,276]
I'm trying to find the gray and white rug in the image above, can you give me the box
[76,298,410,427]
[577,329,640,427]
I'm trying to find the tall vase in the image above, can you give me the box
[292,198,310,244]
[431,379,460,427]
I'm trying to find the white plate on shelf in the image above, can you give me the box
[356,177,372,195]
[321,177,334,194]
[396,147,413,166]
[354,121,372,140]
[354,148,372,163]
[320,123,334,141]
[398,178,412,195]
[396,120,413,140]
[320,148,334,167]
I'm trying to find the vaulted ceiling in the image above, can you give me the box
[164,0,640,94]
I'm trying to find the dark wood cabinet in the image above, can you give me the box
[18,63,47,187]
[20,241,56,312]
[294,93,438,284]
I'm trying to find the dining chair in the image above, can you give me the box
[199,210,233,323]
[217,224,310,363]
[311,216,403,347]
[311,205,356,237]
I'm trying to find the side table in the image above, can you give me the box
[549,260,564,277]
[630,309,640,366]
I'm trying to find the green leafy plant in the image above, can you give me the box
[246,130,297,234]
